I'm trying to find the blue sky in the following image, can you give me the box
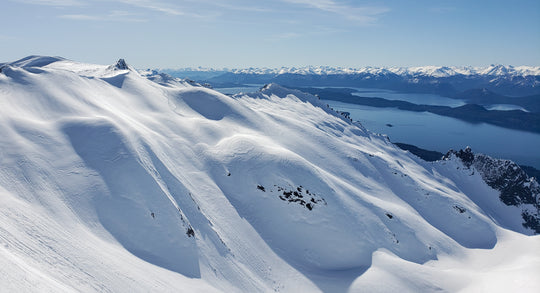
[1,0,539,68]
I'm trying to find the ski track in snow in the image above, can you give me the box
[0,56,539,293]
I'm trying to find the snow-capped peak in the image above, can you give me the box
[114,58,129,70]
[478,64,512,76]
[169,65,540,77]
[107,58,133,71]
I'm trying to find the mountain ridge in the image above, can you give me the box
[1,56,539,292]
[160,64,540,77]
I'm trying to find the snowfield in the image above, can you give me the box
[0,56,538,292]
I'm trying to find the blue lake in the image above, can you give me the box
[214,86,540,169]
[350,88,465,107]
[310,87,465,106]
[323,100,540,169]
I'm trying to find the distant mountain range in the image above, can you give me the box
[162,65,540,97]
[163,65,540,77]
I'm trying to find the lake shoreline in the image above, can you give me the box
[212,85,540,169]
[299,87,540,134]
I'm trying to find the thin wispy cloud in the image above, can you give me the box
[117,0,185,16]
[4,0,539,68]
[60,10,147,22]
[266,24,345,42]
[115,0,221,19]
[14,0,84,6]
[194,0,273,13]
[211,2,271,13]
[282,0,389,24]
[60,14,100,20]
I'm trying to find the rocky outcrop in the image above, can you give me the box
[444,147,540,233]
[114,59,129,70]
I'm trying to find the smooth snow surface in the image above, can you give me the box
[350,230,540,293]
[0,56,538,292]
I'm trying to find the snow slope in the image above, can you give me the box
[0,56,538,292]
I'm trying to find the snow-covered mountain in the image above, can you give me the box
[443,147,540,233]
[162,64,540,97]
[1,56,539,292]
[225,65,540,77]
[166,65,540,77]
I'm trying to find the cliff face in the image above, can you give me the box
[444,147,540,233]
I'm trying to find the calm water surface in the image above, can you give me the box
[214,86,540,168]
[324,100,540,169]
[349,88,465,107]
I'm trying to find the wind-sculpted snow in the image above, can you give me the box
[174,87,243,121]
[7,55,66,68]
[62,119,200,277]
[0,56,539,292]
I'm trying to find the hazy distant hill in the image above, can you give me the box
[163,65,540,97]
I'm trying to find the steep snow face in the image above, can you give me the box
[0,56,538,292]
[442,147,540,233]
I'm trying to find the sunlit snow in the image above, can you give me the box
[0,56,538,292]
